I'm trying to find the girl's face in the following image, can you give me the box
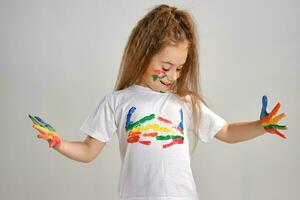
[139,41,189,93]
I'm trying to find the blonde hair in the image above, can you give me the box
[114,4,207,153]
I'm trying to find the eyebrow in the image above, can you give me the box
[162,61,185,67]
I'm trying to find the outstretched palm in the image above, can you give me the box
[260,95,288,139]
[28,114,61,147]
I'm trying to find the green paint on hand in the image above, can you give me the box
[264,124,287,130]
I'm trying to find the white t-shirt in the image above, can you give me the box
[80,84,226,200]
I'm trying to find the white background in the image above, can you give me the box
[1,0,299,199]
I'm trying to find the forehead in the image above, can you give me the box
[154,42,189,63]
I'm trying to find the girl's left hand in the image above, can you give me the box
[260,95,288,139]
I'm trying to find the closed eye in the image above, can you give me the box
[162,67,182,72]
[162,67,169,71]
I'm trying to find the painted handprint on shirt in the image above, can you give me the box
[125,107,184,148]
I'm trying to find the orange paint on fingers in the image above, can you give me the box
[263,103,281,123]
[272,112,287,124]
[33,124,49,134]
[37,133,52,140]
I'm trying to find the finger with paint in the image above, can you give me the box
[260,95,288,139]
[28,114,61,147]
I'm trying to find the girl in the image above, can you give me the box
[29,4,287,200]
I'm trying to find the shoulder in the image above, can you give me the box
[179,94,205,108]
[99,87,135,109]
[102,87,133,100]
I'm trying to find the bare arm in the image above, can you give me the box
[215,96,289,143]
[29,115,106,162]
[215,120,266,143]
[53,136,106,163]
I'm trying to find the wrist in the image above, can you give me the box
[258,119,267,133]
[53,139,63,150]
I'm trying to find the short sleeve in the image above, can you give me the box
[80,96,117,143]
[198,103,227,143]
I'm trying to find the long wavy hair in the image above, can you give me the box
[114,4,207,153]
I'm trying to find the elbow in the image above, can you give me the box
[81,150,103,163]
[225,139,238,144]
[78,153,99,163]
[216,123,236,144]
[219,135,241,144]
[226,137,246,144]
[218,136,237,144]
[219,124,240,144]
[83,153,100,163]
[80,157,94,163]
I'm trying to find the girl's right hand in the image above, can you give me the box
[28,114,62,148]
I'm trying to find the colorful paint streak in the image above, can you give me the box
[151,69,167,81]
[28,114,61,148]
[162,138,183,148]
[260,95,288,139]
[153,69,166,74]
[125,106,185,149]
[126,107,136,129]
[143,132,158,137]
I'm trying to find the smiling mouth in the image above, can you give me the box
[160,80,171,87]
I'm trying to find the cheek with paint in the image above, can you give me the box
[151,69,166,81]
[151,69,171,93]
